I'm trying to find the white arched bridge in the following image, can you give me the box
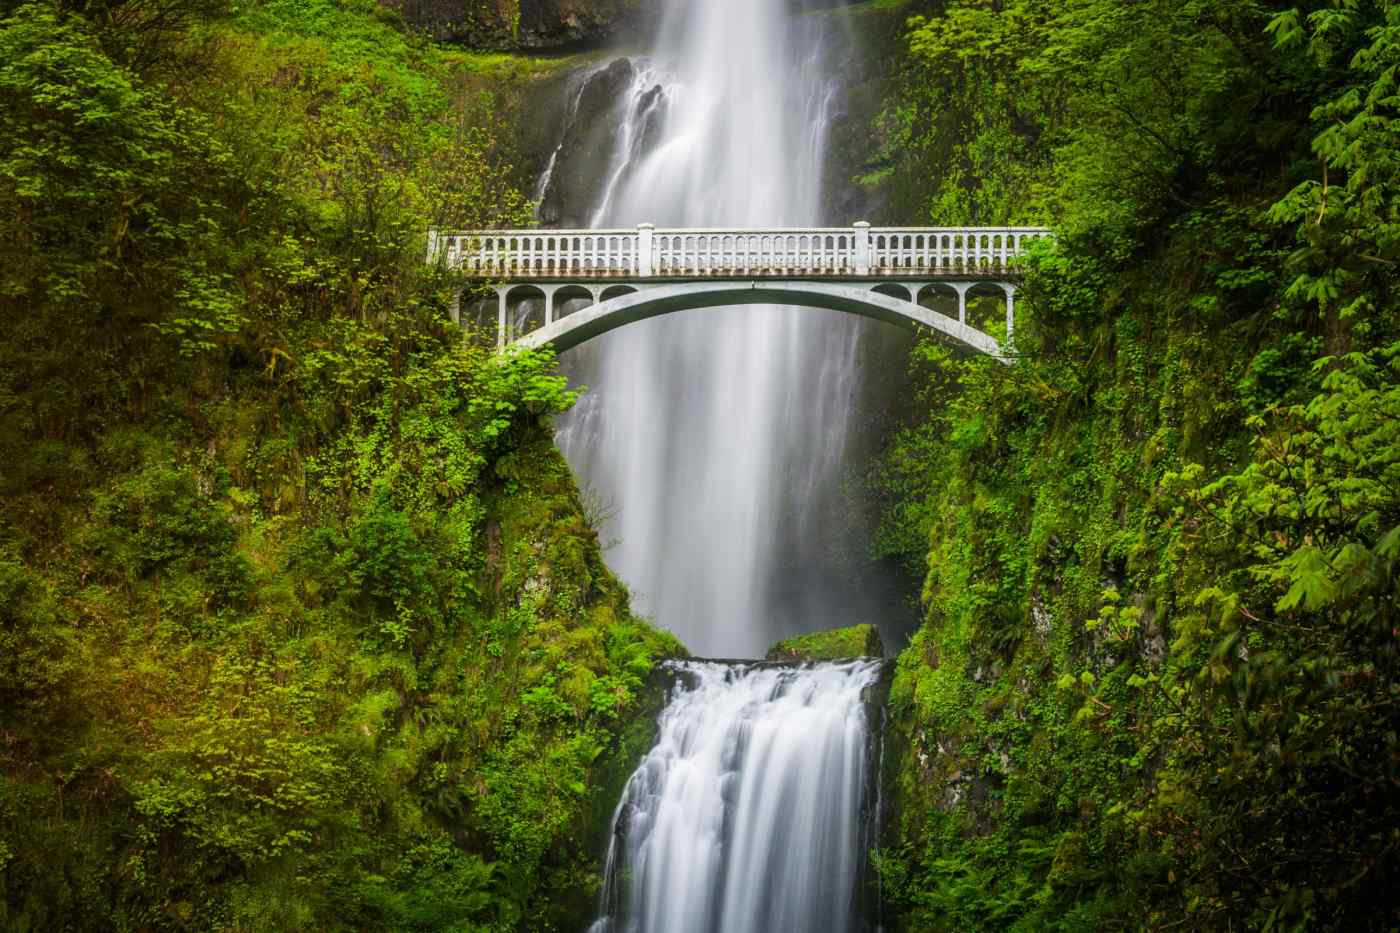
[429,223,1052,359]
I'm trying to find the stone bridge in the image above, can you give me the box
[430,223,1052,358]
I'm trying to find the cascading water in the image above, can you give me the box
[550,0,877,659]
[589,660,886,933]
[531,1,896,926]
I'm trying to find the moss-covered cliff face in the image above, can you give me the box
[0,2,683,928]
[381,0,649,50]
[867,1,1400,930]
[0,380,682,931]
[808,0,921,224]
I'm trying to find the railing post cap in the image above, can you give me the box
[637,222,655,230]
[853,221,871,228]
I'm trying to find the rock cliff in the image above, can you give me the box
[382,0,648,50]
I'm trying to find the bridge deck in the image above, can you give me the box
[430,223,1052,280]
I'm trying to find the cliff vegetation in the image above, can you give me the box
[870,1,1400,929]
[0,1,679,928]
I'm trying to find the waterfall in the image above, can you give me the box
[550,0,876,659]
[589,660,886,933]
[529,2,897,926]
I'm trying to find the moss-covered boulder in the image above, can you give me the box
[765,624,885,661]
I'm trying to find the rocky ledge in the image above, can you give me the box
[765,623,885,662]
[381,0,649,50]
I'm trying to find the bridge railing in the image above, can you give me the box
[429,223,1053,279]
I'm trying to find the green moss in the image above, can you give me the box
[443,48,604,83]
[765,624,884,661]
[836,0,916,16]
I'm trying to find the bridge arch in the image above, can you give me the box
[508,280,1012,359]
[434,223,1049,362]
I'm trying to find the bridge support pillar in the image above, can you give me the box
[952,282,972,325]
[854,221,871,275]
[541,285,561,326]
[449,288,461,327]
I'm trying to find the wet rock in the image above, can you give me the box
[381,0,653,51]
[538,57,637,226]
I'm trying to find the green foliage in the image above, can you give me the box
[1154,342,1400,927]
[0,2,679,930]
[0,544,71,710]
[874,0,1400,929]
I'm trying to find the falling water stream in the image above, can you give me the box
[551,0,871,660]
[534,0,891,928]
[588,661,885,933]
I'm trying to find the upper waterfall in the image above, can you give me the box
[550,0,884,658]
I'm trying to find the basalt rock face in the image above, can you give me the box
[538,57,660,227]
[382,0,649,50]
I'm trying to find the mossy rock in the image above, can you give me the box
[765,624,884,661]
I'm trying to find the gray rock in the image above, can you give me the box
[382,0,651,50]
[538,57,640,226]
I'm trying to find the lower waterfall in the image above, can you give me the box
[589,659,886,933]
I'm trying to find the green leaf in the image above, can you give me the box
[1274,545,1336,612]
